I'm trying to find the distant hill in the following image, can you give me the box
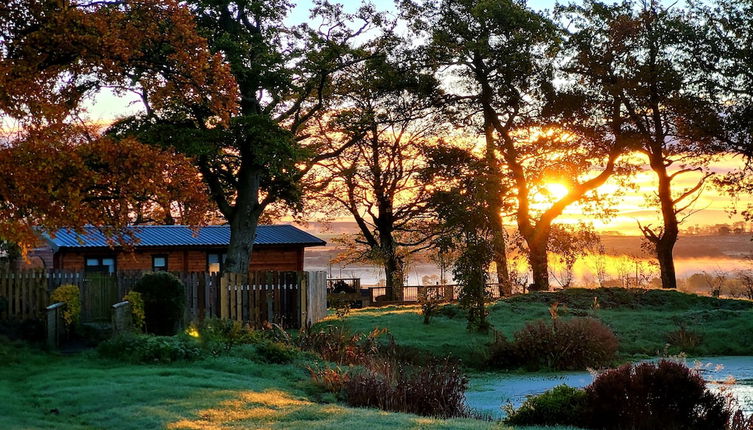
[298,221,753,259]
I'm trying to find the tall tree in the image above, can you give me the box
[314,51,440,300]
[562,0,725,289]
[111,0,383,273]
[0,0,231,250]
[428,146,497,331]
[407,0,625,291]
[691,0,753,221]
[403,0,522,294]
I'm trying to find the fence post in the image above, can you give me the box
[300,272,308,328]
[220,273,229,319]
[46,302,66,349]
[112,301,133,335]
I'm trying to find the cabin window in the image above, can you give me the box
[207,253,226,273]
[152,255,168,272]
[85,257,116,273]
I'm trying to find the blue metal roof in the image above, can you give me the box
[46,225,326,248]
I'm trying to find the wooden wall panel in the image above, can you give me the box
[55,246,307,273]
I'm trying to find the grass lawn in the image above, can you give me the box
[0,341,579,430]
[326,288,753,367]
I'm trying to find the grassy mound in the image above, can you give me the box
[508,288,753,311]
[326,288,753,367]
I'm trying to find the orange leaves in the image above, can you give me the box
[0,126,211,251]
[0,0,239,126]
[0,0,233,250]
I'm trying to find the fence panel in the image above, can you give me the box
[0,270,49,320]
[218,271,327,329]
[1,269,327,326]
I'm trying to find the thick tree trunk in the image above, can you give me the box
[528,239,549,291]
[223,168,262,275]
[383,251,405,301]
[224,212,259,274]
[656,239,677,289]
[483,116,512,296]
[652,161,680,289]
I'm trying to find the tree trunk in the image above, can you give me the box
[483,116,512,296]
[224,213,259,274]
[491,220,511,296]
[656,239,677,289]
[383,252,405,301]
[223,168,262,274]
[652,161,679,289]
[528,239,549,291]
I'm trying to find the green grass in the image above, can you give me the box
[327,288,753,367]
[0,340,576,430]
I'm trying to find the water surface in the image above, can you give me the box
[466,356,753,419]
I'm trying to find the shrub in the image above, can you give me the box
[728,409,753,430]
[344,358,468,418]
[0,318,45,342]
[256,340,297,364]
[485,331,518,369]
[297,325,386,365]
[419,289,443,324]
[132,272,185,335]
[666,321,703,352]
[97,333,201,363]
[122,291,145,331]
[307,365,350,395]
[505,385,588,427]
[49,284,80,326]
[189,318,258,355]
[512,317,618,370]
[586,360,730,430]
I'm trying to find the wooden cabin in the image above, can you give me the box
[27,225,326,273]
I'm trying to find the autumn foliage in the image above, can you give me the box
[0,0,238,250]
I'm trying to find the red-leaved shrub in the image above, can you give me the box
[345,358,469,418]
[511,317,618,370]
[586,360,730,430]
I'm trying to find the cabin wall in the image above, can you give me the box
[52,246,304,272]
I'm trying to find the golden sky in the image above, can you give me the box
[539,154,748,235]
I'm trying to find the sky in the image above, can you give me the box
[78,0,747,236]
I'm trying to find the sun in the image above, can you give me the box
[545,183,570,200]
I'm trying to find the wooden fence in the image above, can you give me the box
[0,269,328,328]
[219,271,327,328]
[0,271,49,320]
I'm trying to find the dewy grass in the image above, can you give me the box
[328,288,753,366]
[0,342,582,430]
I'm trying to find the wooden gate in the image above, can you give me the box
[80,273,120,322]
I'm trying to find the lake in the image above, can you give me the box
[465,356,753,419]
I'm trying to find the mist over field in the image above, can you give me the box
[302,222,753,287]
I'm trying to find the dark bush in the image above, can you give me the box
[729,409,753,430]
[132,272,185,335]
[512,317,618,370]
[0,318,45,342]
[255,340,297,364]
[297,325,385,365]
[97,333,201,363]
[485,331,518,369]
[345,358,468,418]
[666,321,703,352]
[586,360,731,430]
[505,385,588,427]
